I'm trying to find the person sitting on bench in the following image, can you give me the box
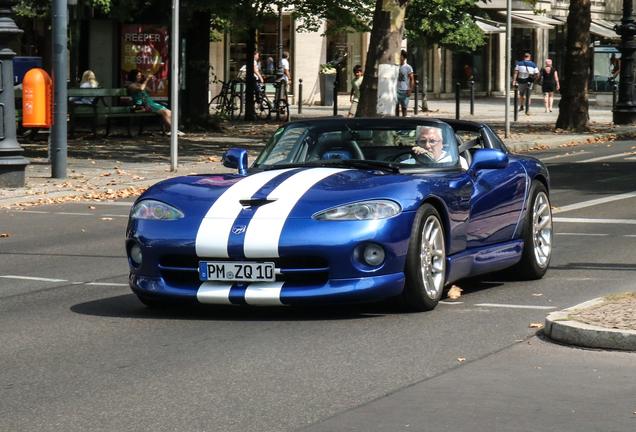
[127,69,184,136]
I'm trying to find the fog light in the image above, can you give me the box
[363,244,385,266]
[130,244,143,265]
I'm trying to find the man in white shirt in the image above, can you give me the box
[281,52,290,82]
[512,53,539,113]
[412,126,468,170]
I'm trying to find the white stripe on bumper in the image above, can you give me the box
[197,281,234,304]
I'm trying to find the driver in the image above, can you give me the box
[413,126,468,169]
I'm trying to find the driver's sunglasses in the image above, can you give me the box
[417,139,442,146]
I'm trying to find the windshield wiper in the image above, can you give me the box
[318,159,400,173]
[262,160,400,173]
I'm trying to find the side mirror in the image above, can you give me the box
[222,148,248,175]
[468,149,508,174]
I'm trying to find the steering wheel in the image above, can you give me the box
[386,150,434,164]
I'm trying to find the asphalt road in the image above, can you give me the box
[1,139,636,431]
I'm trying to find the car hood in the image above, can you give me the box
[136,167,453,219]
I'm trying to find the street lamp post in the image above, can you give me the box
[0,0,29,188]
[613,0,636,124]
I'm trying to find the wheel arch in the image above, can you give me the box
[419,196,451,253]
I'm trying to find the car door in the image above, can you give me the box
[462,126,526,248]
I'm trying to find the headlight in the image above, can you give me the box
[130,200,184,220]
[313,200,401,221]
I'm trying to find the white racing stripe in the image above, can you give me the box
[244,168,347,258]
[245,282,285,305]
[552,191,636,214]
[196,170,293,258]
[197,281,234,304]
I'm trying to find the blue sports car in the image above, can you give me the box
[126,117,552,311]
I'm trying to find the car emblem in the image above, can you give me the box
[232,225,247,235]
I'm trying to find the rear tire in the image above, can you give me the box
[229,93,242,120]
[255,98,271,120]
[209,95,225,115]
[513,181,552,279]
[399,204,446,311]
[276,100,289,122]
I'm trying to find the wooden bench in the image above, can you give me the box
[67,88,165,137]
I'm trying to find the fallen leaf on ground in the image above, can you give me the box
[532,293,543,297]
[100,218,113,221]
[447,285,463,300]
[529,323,544,328]
[458,357,466,362]
[88,206,96,210]
[0,234,10,237]
[515,340,524,343]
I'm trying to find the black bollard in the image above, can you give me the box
[514,85,519,122]
[333,80,338,116]
[298,79,303,114]
[455,82,460,120]
[470,80,475,115]
[414,76,419,115]
[524,85,530,114]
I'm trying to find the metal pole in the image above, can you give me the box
[514,85,518,122]
[525,85,531,114]
[455,82,460,120]
[613,0,636,124]
[470,80,475,115]
[0,0,29,187]
[414,75,419,115]
[333,80,338,116]
[275,8,283,103]
[51,0,68,178]
[298,79,303,114]
[170,0,179,171]
[505,0,511,137]
[613,84,618,109]
[422,75,428,112]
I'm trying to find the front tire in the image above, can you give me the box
[399,204,446,311]
[513,180,552,279]
[276,100,289,122]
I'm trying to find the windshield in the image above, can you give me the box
[253,120,460,170]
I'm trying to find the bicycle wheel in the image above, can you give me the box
[209,95,226,115]
[229,93,242,120]
[255,96,271,120]
[276,99,289,122]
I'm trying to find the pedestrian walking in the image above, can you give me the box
[512,53,539,113]
[349,65,363,118]
[395,50,414,117]
[539,59,560,113]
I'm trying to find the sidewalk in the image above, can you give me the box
[1,95,634,352]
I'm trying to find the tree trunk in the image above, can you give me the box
[183,11,211,123]
[357,0,409,117]
[555,0,591,132]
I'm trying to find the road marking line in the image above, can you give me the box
[55,212,95,216]
[87,202,135,206]
[556,233,608,236]
[439,301,464,305]
[554,217,636,224]
[0,275,68,282]
[13,210,49,214]
[539,151,591,161]
[101,214,129,218]
[85,282,129,286]
[475,303,556,310]
[552,191,636,214]
[576,153,631,163]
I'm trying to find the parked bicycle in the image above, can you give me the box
[254,85,271,120]
[273,79,290,122]
[209,79,243,121]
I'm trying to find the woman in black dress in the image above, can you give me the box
[540,59,560,112]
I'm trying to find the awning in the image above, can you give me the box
[590,20,620,39]
[497,12,555,29]
[475,17,505,34]
[510,12,564,26]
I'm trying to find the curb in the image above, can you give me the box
[544,298,636,351]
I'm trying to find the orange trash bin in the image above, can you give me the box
[22,68,53,128]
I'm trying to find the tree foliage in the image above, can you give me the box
[405,0,486,53]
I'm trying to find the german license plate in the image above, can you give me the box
[199,261,276,282]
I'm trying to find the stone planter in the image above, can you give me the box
[319,73,336,106]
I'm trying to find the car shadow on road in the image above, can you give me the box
[70,293,399,321]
